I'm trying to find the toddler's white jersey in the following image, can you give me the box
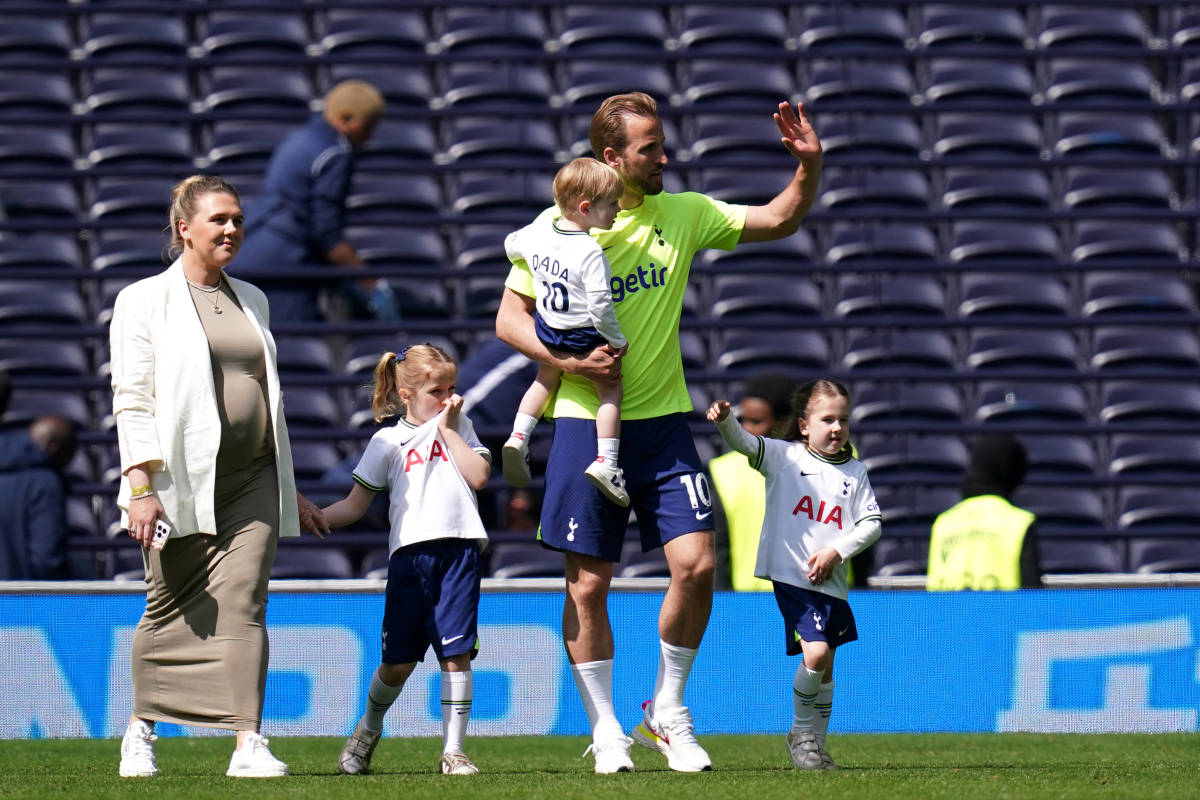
[352,412,491,556]
[751,439,881,600]
[504,216,627,348]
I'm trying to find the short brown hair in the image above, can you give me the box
[325,79,385,122]
[589,91,659,160]
[167,175,240,256]
[552,157,623,214]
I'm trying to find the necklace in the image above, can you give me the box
[186,278,222,314]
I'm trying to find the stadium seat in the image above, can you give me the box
[819,168,930,211]
[555,6,669,55]
[558,61,675,110]
[90,230,170,273]
[948,221,1061,263]
[805,60,917,107]
[346,174,440,223]
[270,547,355,580]
[351,227,447,271]
[1052,112,1166,158]
[197,67,313,116]
[3,390,91,429]
[441,117,559,165]
[825,223,938,264]
[1070,221,1182,263]
[799,6,909,51]
[0,234,81,270]
[81,68,189,116]
[326,63,435,110]
[957,273,1072,318]
[965,329,1080,373]
[1099,381,1200,425]
[856,433,969,484]
[1016,487,1108,533]
[317,9,428,58]
[88,178,176,224]
[1022,434,1099,478]
[677,60,797,110]
[0,182,78,222]
[1044,58,1156,105]
[671,6,785,53]
[0,71,73,117]
[1109,433,1200,479]
[82,13,188,60]
[1037,539,1123,574]
[84,123,193,170]
[360,548,390,580]
[289,442,344,482]
[685,116,798,165]
[487,542,563,579]
[282,387,343,430]
[1171,7,1200,48]
[1062,167,1173,210]
[699,168,794,206]
[436,62,554,111]
[974,381,1090,425]
[716,329,831,373]
[453,224,512,271]
[850,381,964,424]
[932,113,1042,159]
[616,541,669,578]
[275,336,337,377]
[1178,58,1200,103]
[0,282,88,328]
[841,330,958,374]
[1081,273,1197,317]
[916,5,1027,51]
[711,274,823,319]
[202,120,294,173]
[679,330,708,371]
[941,168,1052,211]
[0,340,89,377]
[0,127,75,174]
[833,276,947,319]
[449,171,555,218]
[1127,538,1200,574]
[1117,487,1200,530]
[0,17,72,61]
[198,12,310,59]
[1090,327,1200,373]
[867,535,929,578]
[923,59,1036,105]
[1036,5,1149,49]
[432,7,549,54]
[816,113,923,160]
[698,231,816,271]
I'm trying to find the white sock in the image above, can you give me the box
[441,670,472,754]
[814,681,834,747]
[511,413,538,439]
[570,659,624,742]
[362,667,405,732]
[792,664,823,733]
[652,639,698,715]
[597,437,620,465]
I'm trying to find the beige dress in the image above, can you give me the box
[131,278,280,730]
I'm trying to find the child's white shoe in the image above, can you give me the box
[502,434,532,487]
[585,458,630,507]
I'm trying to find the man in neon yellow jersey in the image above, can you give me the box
[496,92,822,774]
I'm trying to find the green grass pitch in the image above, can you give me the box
[2,733,1197,799]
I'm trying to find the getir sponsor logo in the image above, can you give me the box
[793,495,843,529]
[610,263,667,303]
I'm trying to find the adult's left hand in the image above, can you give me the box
[297,491,330,539]
[774,101,822,164]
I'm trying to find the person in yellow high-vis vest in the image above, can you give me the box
[709,373,798,591]
[928,433,1041,590]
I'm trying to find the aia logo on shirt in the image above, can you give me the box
[792,495,843,529]
[404,440,449,472]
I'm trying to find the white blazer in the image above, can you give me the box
[109,259,300,538]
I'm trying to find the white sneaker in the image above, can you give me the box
[227,732,288,778]
[786,730,834,770]
[502,434,532,487]
[439,750,479,775]
[338,721,382,775]
[631,701,711,772]
[583,735,634,774]
[118,721,158,778]
[584,458,630,507]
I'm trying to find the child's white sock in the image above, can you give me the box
[441,670,472,754]
[597,437,620,465]
[511,413,538,439]
[570,659,624,742]
[362,667,405,732]
[651,639,698,715]
[792,664,823,733]
[814,681,834,747]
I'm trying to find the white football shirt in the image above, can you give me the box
[504,216,627,348]
[352,411,491,555]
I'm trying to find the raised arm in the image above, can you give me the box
[739,101,823,244]
[495,287,621,385]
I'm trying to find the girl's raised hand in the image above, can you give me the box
[440,393,464,430]
[707,400,731,423]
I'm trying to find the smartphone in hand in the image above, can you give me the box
[150,520,170,551]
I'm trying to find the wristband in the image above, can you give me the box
[129,484,154,499]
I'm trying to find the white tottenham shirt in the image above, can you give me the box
[353,411,491,556]
[715,415,882,600]
[504,216,627,348]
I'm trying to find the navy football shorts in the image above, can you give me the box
[534,312,609,354]
[381,538,481,664]
[539,413,714,562]
[773,581,859,655]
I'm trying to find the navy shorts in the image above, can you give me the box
[773,582,859,655]
[539,414,714,562]
[534,313,609,354]
[382,538,481,664]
